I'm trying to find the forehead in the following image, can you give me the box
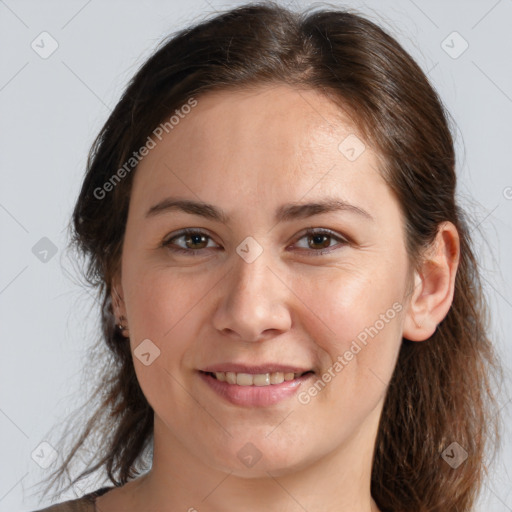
[156,84,365,164]
[129,84,390,222]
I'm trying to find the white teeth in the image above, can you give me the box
[269,372,284,384]
[252,373,270,386]
[236,373,254,386]
[209,371,309,386]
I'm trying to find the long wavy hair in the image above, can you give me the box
[33,3,507,511]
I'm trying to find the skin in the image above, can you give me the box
[97,84,460,512]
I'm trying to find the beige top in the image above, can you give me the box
[31,486,115,512]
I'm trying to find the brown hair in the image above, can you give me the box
[34,3,507,511]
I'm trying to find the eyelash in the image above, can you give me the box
[162,228,350,257]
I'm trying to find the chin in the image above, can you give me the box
[206,439,316,478]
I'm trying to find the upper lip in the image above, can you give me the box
[200,363,313,374]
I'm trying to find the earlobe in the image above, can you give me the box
[402,221,460,342]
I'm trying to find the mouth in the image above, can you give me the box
[197,363,316,406]
[199,369,315,387]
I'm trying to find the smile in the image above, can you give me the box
[204,370,313,386]
[198,370,316,407]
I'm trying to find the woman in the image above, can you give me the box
[31,2,505,511]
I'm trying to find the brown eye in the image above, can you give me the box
[163,228,349,256]
[307,233,332,250]
[163,229,218,254]
[182,232,209,249]
[293,229,349,255]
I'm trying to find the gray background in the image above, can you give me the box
[1,0,511,510]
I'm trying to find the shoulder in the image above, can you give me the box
[30,486,116,512]
[30,496,93,512]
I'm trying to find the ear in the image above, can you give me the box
[403,221,460,342]
[111,271,127,323]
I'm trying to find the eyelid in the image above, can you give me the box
[291,227,351,255]
[294,227,350,244]
[162,227,351,255]
[162,228,218,252]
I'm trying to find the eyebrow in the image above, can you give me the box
[145,197,374,223]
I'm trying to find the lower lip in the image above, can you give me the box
[198,371,315,407]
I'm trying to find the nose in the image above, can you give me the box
[211,248,292,343]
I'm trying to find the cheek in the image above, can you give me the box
[125,266,205,356]
[292,259,406,402]
[122,265,206,401]
[123,282,208,434]
[297,259,404,342]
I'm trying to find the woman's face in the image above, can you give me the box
[116,84,413,476]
